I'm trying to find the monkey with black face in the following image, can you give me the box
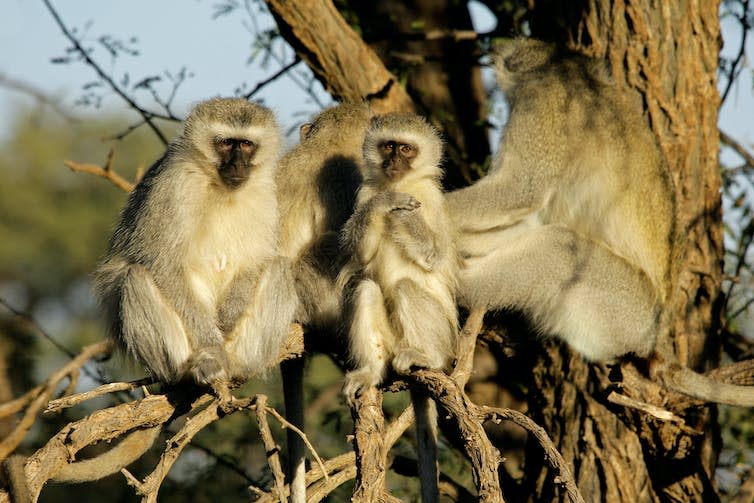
[275,102,371,503]
[94,97,298,388]
[341,113,459,502]
[446,38,754,406]
[40,98,300,487]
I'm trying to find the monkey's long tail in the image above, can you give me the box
[282,357,306,503]
[662,365,754,407]
[52,426,160,483]
[411,390,439,503]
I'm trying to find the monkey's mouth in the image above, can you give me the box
[219,163,252,188]
[384,163,407,181]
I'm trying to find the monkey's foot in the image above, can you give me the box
[393,349,444,375]
[187,347,230,386]
[343,368,381,405]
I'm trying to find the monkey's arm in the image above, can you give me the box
[388,209,440,271]
[445,176,549,233]
[342,191,420,264]
[217,268,262,334]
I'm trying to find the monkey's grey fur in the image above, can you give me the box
[447,38,754,406]
[277,102,371,331]
[94,97,298,385]
[340,113,459,502]
[275,102,371,503]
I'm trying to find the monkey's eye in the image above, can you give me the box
[220,138,235,146]
[399,144,413,154]
[383,141,397,152]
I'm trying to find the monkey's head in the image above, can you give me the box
[299,101,372,143]
[494,38,612,94]
[362,113,443,185]
[181,98,281,189]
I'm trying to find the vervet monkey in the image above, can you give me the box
[50,98,299,486]
[275,102,371,503]
[446,38,754,406]
[95,97,297,387]
[341,113,459,502]
[277,102,371,330]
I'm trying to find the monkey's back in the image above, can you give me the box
[498,39,675,301]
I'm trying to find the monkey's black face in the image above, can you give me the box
[215,138,258,188]
[380,140,417,181]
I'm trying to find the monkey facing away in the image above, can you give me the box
[45,98,300,487]
[341,113,459,502]
[446,38,754,406]
[277,102,371,331]
[275,102,371,503]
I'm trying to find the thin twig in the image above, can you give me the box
[265,405,329,481]
[45,378,154,414]
[64,151,135,193]
[254,395,287,502]
[244,57,301,99]
[41,0,170,145]
[480,406,586,503]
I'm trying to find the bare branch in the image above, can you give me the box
[0,341,111,460]
[64,149,136,192]
[264,0,415,113]
[46,378,154,414]
[254,395,287,502]
[41,0,171,145]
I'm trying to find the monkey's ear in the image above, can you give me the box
[300,123,314,141]
[503,51,526,74]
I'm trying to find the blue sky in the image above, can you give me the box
[0,1,751,153]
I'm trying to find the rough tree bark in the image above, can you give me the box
[520,1,725,502]
[265,1,725,501]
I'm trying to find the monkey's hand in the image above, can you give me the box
[186,346,230,386]
[372,191,421,213]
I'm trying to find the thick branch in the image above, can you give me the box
[264,0,414,113]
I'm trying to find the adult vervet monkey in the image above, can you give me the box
[446,38,754,406]
[44,98,299,488]
[341,113,459,503]
[275,102,371,503]
[95,97,297,387]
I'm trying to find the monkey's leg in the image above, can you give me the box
[462,223,659,361]
[390,280,455,373]
[119,265,193,383]
[226,257,299,378]
[342,279,393,401]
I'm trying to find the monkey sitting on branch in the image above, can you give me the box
[340,113,460,502]
[275,102,372,503]
[40,98,300,487]
[446,37,754,407]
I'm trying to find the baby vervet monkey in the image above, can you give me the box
[446,38,754,406]
[340,113,459,502]
[275,102,371,503]
[40,99,300,488]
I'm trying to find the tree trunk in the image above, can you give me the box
[519,1,724,501]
